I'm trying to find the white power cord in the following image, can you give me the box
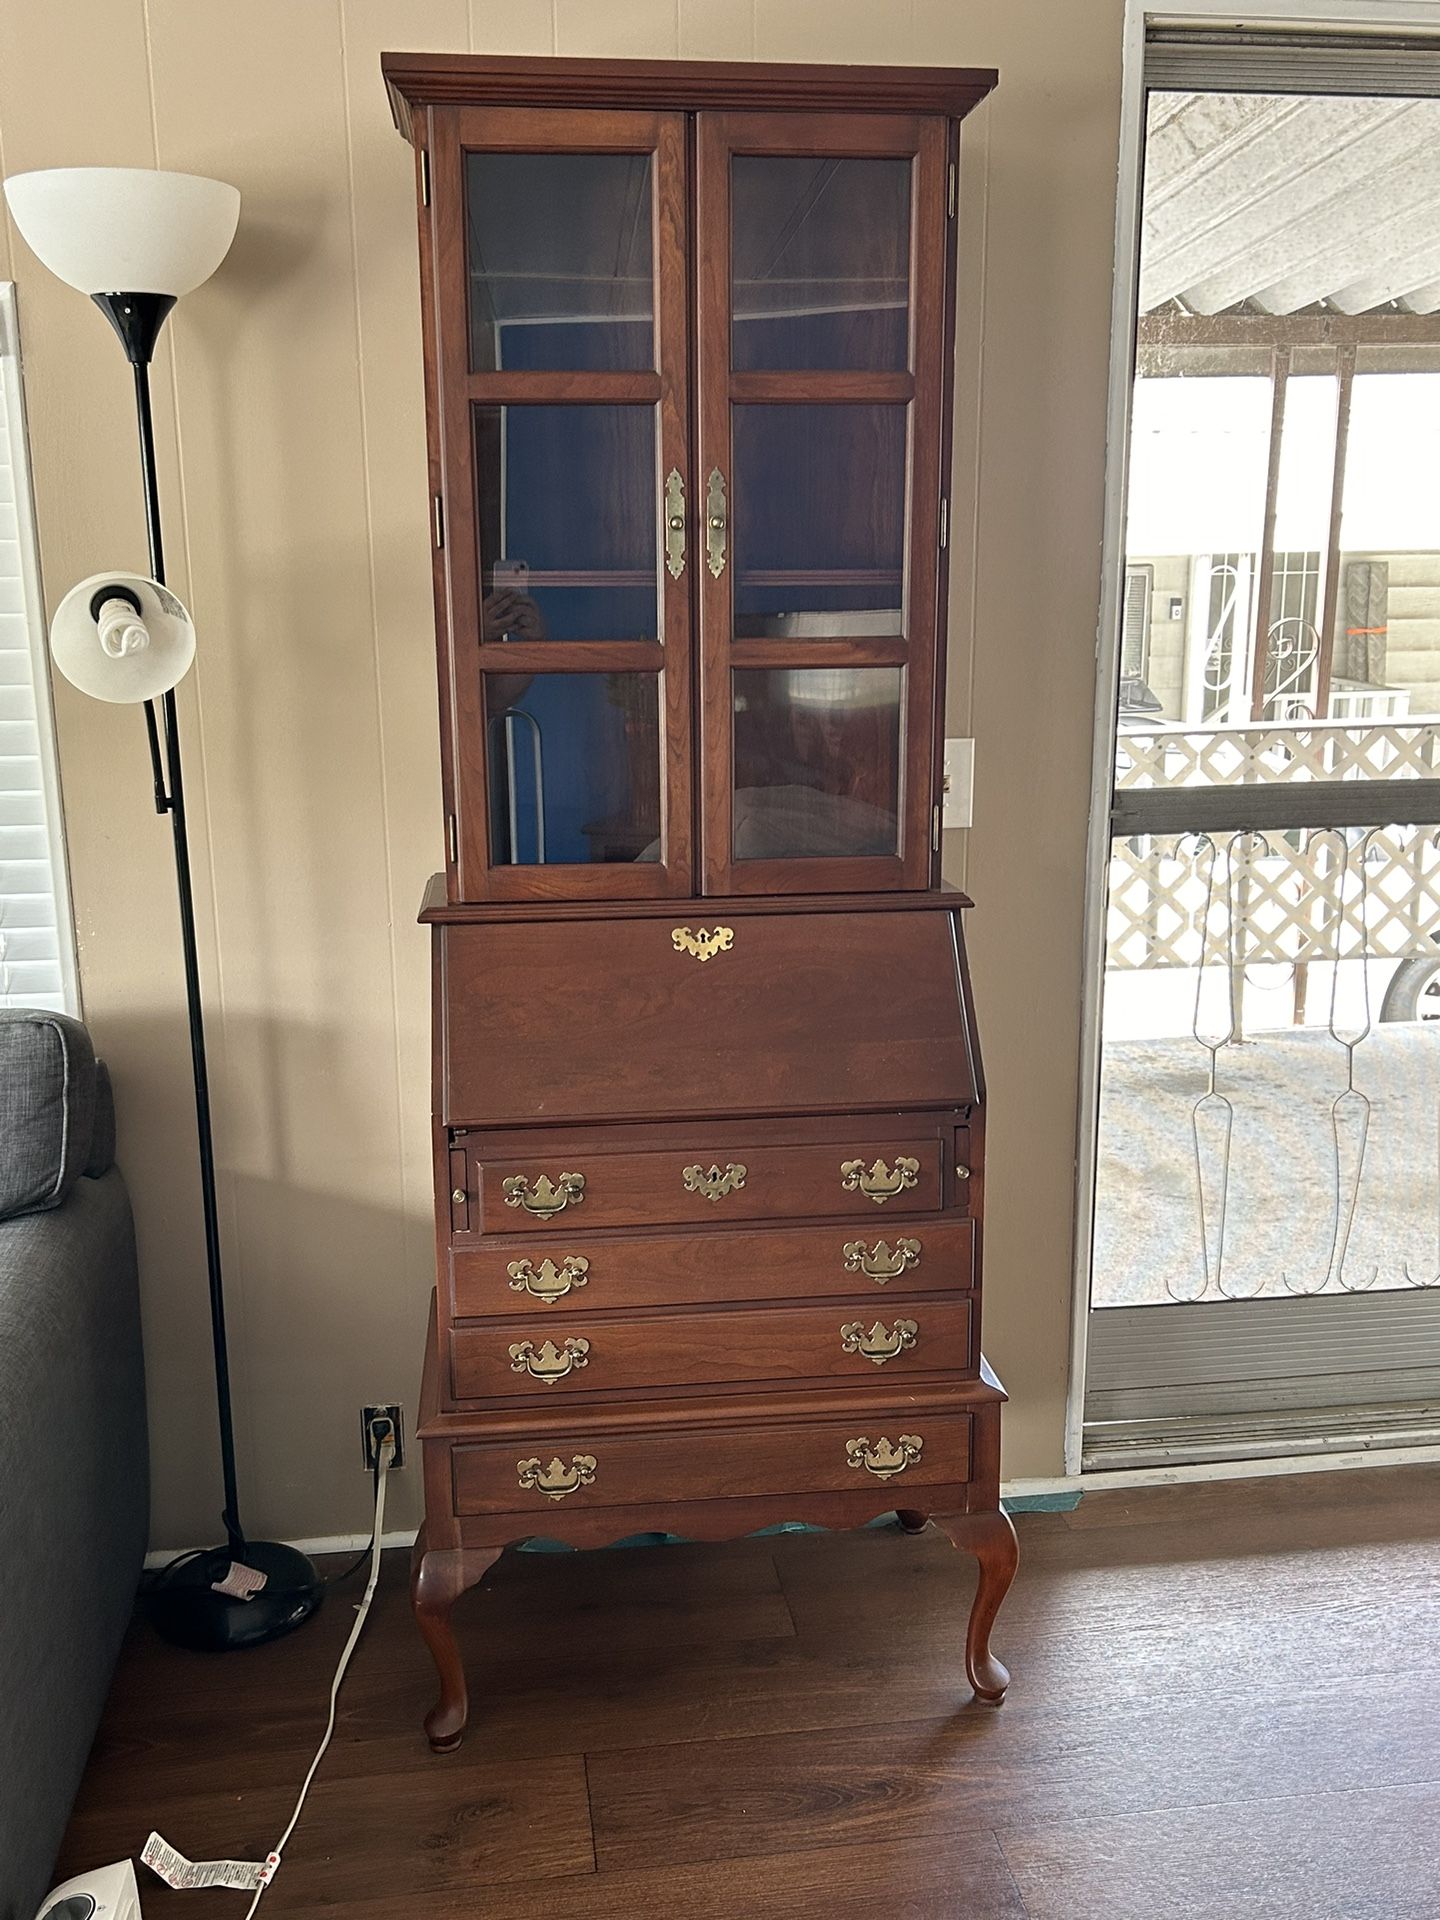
[240,1428,395,1917]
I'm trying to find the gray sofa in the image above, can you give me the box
[0,1011,147,1920]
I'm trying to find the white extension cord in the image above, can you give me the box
[238,1428,395,1916]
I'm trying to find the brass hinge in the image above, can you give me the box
[446,814,458,864]
[947,161,957,220]
[938,497,949,551]
[433,494,445,549]
[420,148,431,206]
[931,802,942,851]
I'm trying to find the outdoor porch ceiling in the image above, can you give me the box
[1141,91,1440,317]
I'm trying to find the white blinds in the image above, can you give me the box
[0,285,77,1014]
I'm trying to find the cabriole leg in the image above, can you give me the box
[410,1531,503,1751]
[933,1508,1018,1703]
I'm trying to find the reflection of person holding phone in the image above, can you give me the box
[483,558,545,642]
[483,559,544,707]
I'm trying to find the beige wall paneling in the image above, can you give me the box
[555,0,681,57]
[678,0,756,60]
[0,0,1124,1540]
[469,0,558,56]
[919,0,1124,1478]
[755,0,919,64]
[340,0,472,1546]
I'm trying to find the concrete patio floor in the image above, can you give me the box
[1093,1022,1440,1306]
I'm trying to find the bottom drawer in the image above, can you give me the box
[452,1409,972,1515]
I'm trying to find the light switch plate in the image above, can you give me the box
[943,738,974,829]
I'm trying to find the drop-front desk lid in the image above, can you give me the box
[422,883,983,1129]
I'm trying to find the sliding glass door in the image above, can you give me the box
[1084,37,1440,1469]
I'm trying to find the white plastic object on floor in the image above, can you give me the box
[33,1858,142,1920]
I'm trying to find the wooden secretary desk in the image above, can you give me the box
[382,50,1016,1751]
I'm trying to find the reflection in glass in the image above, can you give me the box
[486,673,660,865]
[466,151,653,372]
[732,667,902,860]
[473,405,657,643]
[732,156,910,371]
[732,405,905,637]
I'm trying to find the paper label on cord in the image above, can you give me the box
[141,1832,270,1891]
[210,1560,268,1600]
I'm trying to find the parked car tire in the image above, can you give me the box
[1380,947,1440,1025]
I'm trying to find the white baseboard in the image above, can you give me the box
[144,1528,418,1571]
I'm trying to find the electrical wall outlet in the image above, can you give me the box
[360,1403,405,1472]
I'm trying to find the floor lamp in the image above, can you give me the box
[3,167,321,1650]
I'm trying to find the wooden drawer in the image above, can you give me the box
[452,1408,973,1515]
[440,908,978,1127]
[450,1297,974,1399]
[452,1218,976,1317]
[466,1136,956,1234]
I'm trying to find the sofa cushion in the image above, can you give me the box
[0,1010,97,1220]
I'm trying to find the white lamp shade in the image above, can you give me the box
[3,167,239,296]
[51,571,196,703]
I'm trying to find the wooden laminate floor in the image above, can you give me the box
[56,1465,1440,1919]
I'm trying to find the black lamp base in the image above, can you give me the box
[146,1540,323,1651]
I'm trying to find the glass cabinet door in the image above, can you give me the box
[696,112,952,893]
[429,107,692,899]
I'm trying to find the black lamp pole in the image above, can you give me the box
[95,290,321,1649]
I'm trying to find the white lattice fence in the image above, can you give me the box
[1108,827,1440,970]
[1116,722,1440,790]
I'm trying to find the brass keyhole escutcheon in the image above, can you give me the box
[705,467,727,577]
[682,1162,747,1203]
[664,467,686,579]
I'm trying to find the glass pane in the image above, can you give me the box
[732,405,905,638]
[473,405,657,643]
[466,151,653,372]
[731,156,910,371]
[732,667,901,860]
[485,673,660,865]
[1098,823,1440,1303]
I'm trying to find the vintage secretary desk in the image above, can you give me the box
[382,49,1017,1750]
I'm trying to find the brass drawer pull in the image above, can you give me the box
[664,466,686,579]
[705,465,727,577]
[507,1255,589,1304]
[672,925,733,962]
[682,1161,747,1203]
[843,1236,921,1284]
[508,1337,590,1384]
[840,1319,918,1367]
[503,1172,585,1219]
[847,1434,923,1480]
[841,1156,921,1204]
[517,1453,597,1501]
